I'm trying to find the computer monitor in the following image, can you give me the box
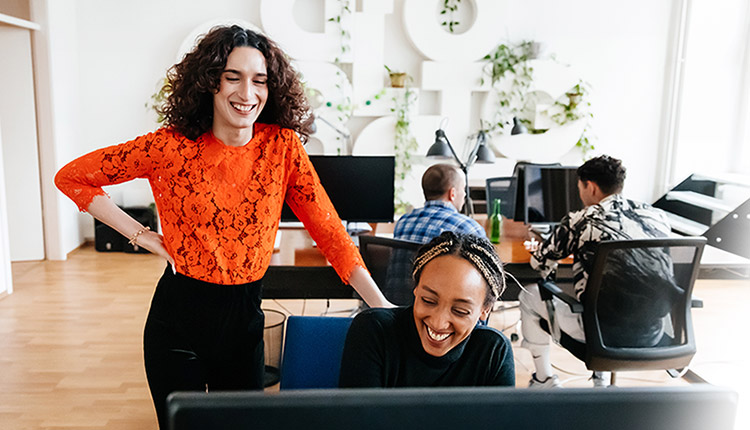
[280,155,395,223]
[523,165,584,224]
[167,386,737,430]
[513,164,527,222]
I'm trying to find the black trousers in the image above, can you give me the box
[143,266,265,429]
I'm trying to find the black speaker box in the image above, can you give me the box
[94,206,158,254]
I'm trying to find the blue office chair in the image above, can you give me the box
[279,316,353,389]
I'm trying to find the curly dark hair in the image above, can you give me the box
[577,154,627,194]
[158,25,314,141]
[412,231,506,308]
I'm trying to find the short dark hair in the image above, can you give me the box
[577,155,626,194]
[422,164,461,201]
[412,231,505,307]
[160,25,313,141]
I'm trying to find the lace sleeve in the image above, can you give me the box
[283,132,365,283]
[54,131,161,212]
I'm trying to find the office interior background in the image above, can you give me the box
[1,0,749,275]
[0,0,749,427]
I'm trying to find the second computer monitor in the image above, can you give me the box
[280,155,395,224]
[523,165,584,225]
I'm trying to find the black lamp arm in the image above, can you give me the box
[466,130,489,168]
[435,129,466,171]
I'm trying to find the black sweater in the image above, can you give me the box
[339,306,515,388]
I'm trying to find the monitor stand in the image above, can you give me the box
[346,222,372,236]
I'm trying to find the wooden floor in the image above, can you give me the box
[1,244,748,429]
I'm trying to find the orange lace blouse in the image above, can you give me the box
[55,123,365,285]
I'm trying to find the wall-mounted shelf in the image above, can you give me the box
[654,173,750,261]
[664,212,708,236]
[665,191,735,214]
[0,13,40,31]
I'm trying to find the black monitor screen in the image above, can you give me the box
[167,386,738,430]
[524,166,584,224]
[280,155,395,223]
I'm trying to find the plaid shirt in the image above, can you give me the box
[394,200,487,244]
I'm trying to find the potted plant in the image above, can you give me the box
[384,65,408,88]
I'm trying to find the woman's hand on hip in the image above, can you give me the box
[137,230,175,267]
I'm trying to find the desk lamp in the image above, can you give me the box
[426,119,495,215]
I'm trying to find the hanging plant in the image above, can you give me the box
[440,0,462,33]
[480,41,536,134]
[390,76,419,215]
[551,80,596,156]
[328,0,352,64]
[325,0,353,152]
[480,41,596,157]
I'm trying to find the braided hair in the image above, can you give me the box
[412,231,505,307]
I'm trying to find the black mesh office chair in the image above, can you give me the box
[485,176,516,219]
[537,237,706,385]
[358,235,424,306]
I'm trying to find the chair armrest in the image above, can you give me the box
[691,296,704,308]
[537,279,584,313]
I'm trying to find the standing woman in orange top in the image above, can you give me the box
[55,25,393,429]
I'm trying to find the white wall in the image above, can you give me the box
[44,0,744,254]
[674,0,750,182]
[0,122,14,295]
[498,0,677,202]
[32,0,87,260]
[0,24,45,261]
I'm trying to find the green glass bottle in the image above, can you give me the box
[490,198,502,244]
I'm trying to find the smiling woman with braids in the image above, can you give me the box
[339,231,515,388]
[55,25,393,428]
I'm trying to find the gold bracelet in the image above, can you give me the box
[128,226,151,246]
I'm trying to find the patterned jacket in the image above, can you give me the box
[531,194,671,299]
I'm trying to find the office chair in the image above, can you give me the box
[279,316,353,389]
[512,161,562,177]
[358,235,424,306]
[537,237,706,385]
[485,176,517,219]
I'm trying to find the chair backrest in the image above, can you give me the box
[581,237,706,371]
[358,235,423,306]
[485,176,516,219]
[279,316,353,389]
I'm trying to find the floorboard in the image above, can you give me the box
[0,244,747,429]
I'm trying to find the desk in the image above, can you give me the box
[264,219,568,300]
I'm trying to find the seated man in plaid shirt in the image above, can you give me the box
[394,164,486,243]
[383,164,487,306]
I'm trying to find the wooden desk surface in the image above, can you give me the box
[266,218,564,300]
[271,217,541,267]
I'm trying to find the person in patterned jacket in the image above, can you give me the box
[518,155,671,388]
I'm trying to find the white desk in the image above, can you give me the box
[699,244,750,272]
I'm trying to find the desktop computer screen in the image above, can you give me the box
[167,386,737,430]
[280,155,395,223]
[523,165,584,224]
